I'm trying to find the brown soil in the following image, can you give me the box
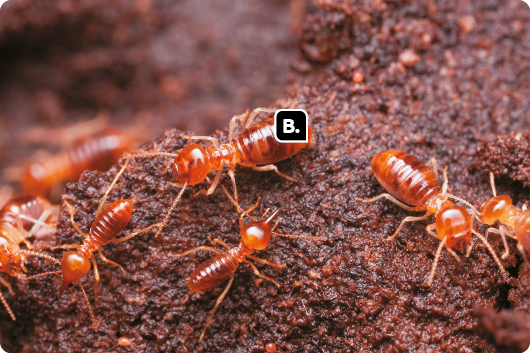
[0,0,530,352]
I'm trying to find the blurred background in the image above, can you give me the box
[0,0,315,202]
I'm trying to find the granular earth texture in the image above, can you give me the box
[1,0,530,352]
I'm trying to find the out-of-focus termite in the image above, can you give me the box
[20,130,134,197]
[355,150,505,285]
[170,197,324,342]
[0,224,60,320]
[116,107,312,238]
[0,195,58,248]
[36,160,162,329]
[478,172,530,267]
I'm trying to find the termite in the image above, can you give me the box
[36,160,162,329]
[478,172,530,267]
[355,150,505,285]
[21,130,133,197]
[0,195,59,248]
[170,196,324,342]
[115,106,312,237]
[0,223,60,320]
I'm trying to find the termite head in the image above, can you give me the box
[172,144,212,185]
[480,195,513,225]
[240,209,280,250]
[435,204,472,251]
[0,226,24,276]
[59,251,91,295]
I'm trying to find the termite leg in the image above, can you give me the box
[426,224,460,262]
[245,107,278,128]
[0,276,14,296]
[97,248,126,274]
[91,255,100,295]
[21,271,62,281]
[206,170,222,196]
[425,158,438,180]
[251,164,296,182]
[96,159,130,217]
[246,254,285,268]
[355,193,426,212]
[428,237,446,286]
[168,246,222,258]
[228,109,250,140]
[64,202,88,239]
[208,237,231,251]
[517,243,530,268]
[155,183,188,238]
[199,275,234,342]
[465,238,475,257]
[386,213,431,241]
[0,290,15,321]
[10,221,31,249]
[179,134,219,149]
[472,229,505,273]
[243,260,280,287]
[227,168,238,202]
[441,166,448,194]
[112,222,163,243]
[490,172,497,197]
[485,227,511,259]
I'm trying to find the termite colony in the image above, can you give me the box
[1,105,528,351]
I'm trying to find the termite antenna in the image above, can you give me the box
[471,229,505,273]
[0,291,15,321]
[446,194,481,218]
[97,159,130,217]
[217,182,259,221]
[155,183,188,237]
[22,271,62,280]
[78,281,97,331]
[19,250,60,265]
[428,238,446,286]
[490,172,497,197]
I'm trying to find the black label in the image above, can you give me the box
[273,109,309,143]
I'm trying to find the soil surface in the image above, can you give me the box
[1,0,530,352]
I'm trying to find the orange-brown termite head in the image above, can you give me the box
[59,251,91,295]
[240,209,280,250]
[480,195,513,225]
[171,144,212,185]
[435,204,472,251]
[0,225,24,276]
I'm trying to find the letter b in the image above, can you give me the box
[283,119,295,133]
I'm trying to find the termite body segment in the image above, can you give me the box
[0,195,58,248]
[21,130,133,197]
[120,107,312,237]
[356,150,505,285]
[479,173,530,266]
[0,223,60,320]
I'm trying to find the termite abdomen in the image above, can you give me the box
[188,250,241,293]
[0,196,50,230]
[371,150,440,207]
[234,118,312,165]
[88,200,133,246]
